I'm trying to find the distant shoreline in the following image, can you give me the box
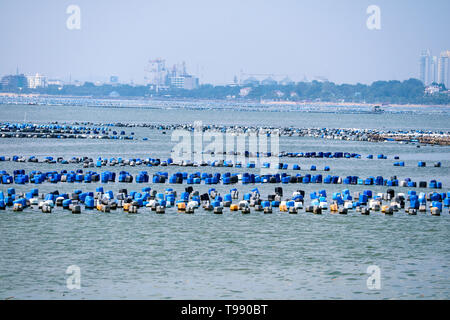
[0,92,449,108]
[259,100,448,108]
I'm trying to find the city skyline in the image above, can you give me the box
[419,50,450,88]
[6,48,450,89]
[1,0,449,85]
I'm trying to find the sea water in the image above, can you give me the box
[0,103,449,299]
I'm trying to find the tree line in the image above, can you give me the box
[1,78,449,105]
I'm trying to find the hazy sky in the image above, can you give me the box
[0,0,449,85]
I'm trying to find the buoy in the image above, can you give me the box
[156,206,165,214]
[72,205,81,214]
[177,202,186,212]
[229,204,238,211]
[128,205,138,214]
[313,206,322,215]
[263,207,272,214]
[431,207,441,216]
[330,203,338,212]
[360,207,370,215]
[241,207,250,214]
[203,203,213,211]
[382,206,393,215]
[42,204,52,213]
[185,206,195,214]
[254,204,263,211]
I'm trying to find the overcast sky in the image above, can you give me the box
[0,0,449,85]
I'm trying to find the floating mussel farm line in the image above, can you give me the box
[0,167,445,189]
[0,153,445,189]
[0,153,443,168]
[2,153,447,214]
[0,123,136,140]
[1,121,448,215]
[2,121,450,145]
[1,185,448,216]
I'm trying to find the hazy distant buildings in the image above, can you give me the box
[312,76,329,83]
[170,76,199,89]
[109,91,120,98]
[279,77,295,86]
[425,84,441,95]
[26,73,47,88]
[241,74,295,86]
[430,56,438,84]
[145,58,199,90]
[175,75,199,90]
[419,50,431,85]
[1,74,28,90]
[47,79,64,86]
[110,76,119,84]
[242,77,260,86]
[261,77,277,86]
[438,51,449,88]
[145,58,167,90]
[167,62,199,90]
[239,87,252,97]
[420,50,449,87]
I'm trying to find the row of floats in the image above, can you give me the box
[2,121,449,145]
[2,155,334,170]
[5,121,447,139]
[0,169,444,189]
[0,122,134,137]
[0,169,442,189]
[1,186,448,216]
[2,155,443,170]
[0,133,135,140]
[280,152,383,159]
[393,161,442,167]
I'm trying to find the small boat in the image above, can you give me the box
[372,105,384,113]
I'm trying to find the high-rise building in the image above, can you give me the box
[419,50,431,85]
[438,51,450,88]
[420,50,446,86]
[430,56,438,84]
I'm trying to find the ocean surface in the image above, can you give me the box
[0,103,449,299]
